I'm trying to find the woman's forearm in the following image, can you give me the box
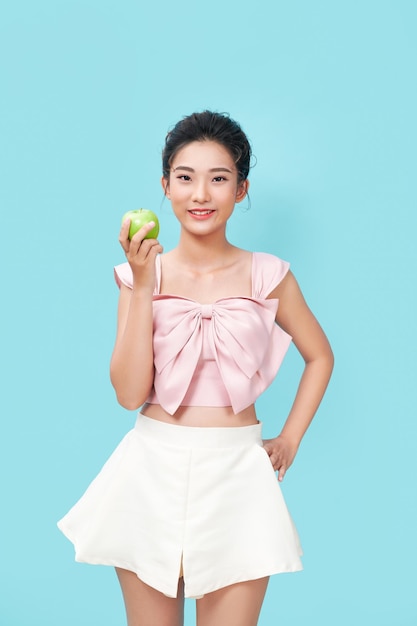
[280,350,334,446]
[110,287,155,410]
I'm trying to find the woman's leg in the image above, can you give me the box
[196,577,269,626]
[116,568,185,626]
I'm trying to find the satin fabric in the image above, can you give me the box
[150,295,291,414]
[114,252,292,415]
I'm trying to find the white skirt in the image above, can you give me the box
[57,414,303,599]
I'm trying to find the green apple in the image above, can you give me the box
[121,209,160,240]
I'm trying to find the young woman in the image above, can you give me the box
[58,111,334,626]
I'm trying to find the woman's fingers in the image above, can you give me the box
[262,437,296,481]
[277,464,287,482]
[119,218,132,252]
[129,221,157,246]
[264,444,281,472]
[120,220,161,258]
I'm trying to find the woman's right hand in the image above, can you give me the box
[119,218,163,290]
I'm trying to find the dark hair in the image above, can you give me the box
[162,111,252,184]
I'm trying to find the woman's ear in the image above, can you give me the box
[161,176,170,198]
[236,179,249,203]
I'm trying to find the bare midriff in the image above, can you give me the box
[141,403,258,428]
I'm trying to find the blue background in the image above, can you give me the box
[1,1,416,624]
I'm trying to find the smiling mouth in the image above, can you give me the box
[188,209,215,216]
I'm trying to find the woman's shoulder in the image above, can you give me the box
[252,251,290,299]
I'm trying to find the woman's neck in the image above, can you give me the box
[174,231,238,270]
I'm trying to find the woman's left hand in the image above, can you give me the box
[262,436,299,482]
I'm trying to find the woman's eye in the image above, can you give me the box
[213,176,226,182]
[178,175,191,181]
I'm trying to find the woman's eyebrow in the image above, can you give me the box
[172,166,234,173]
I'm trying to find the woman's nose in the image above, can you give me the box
[191,180,210,203]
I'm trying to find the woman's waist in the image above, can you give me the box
[141,402,258,428]
[135,410,262,448]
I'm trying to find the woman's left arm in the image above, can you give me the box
[263,270,334,481]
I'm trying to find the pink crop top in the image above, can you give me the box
[114,252,292,415]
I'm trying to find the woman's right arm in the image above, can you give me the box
[110,220,163,410]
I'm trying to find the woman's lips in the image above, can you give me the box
[188,209,215,220]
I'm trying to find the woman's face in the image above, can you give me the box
[162,140,248,236]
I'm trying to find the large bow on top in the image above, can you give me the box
[151,295,292,415]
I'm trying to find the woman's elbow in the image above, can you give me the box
[327,341,335,368]
[113,389,147,411]
[322,343,335,379]
[110,374,152,411]
[306,342,334,376]
[117,397,144,411]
